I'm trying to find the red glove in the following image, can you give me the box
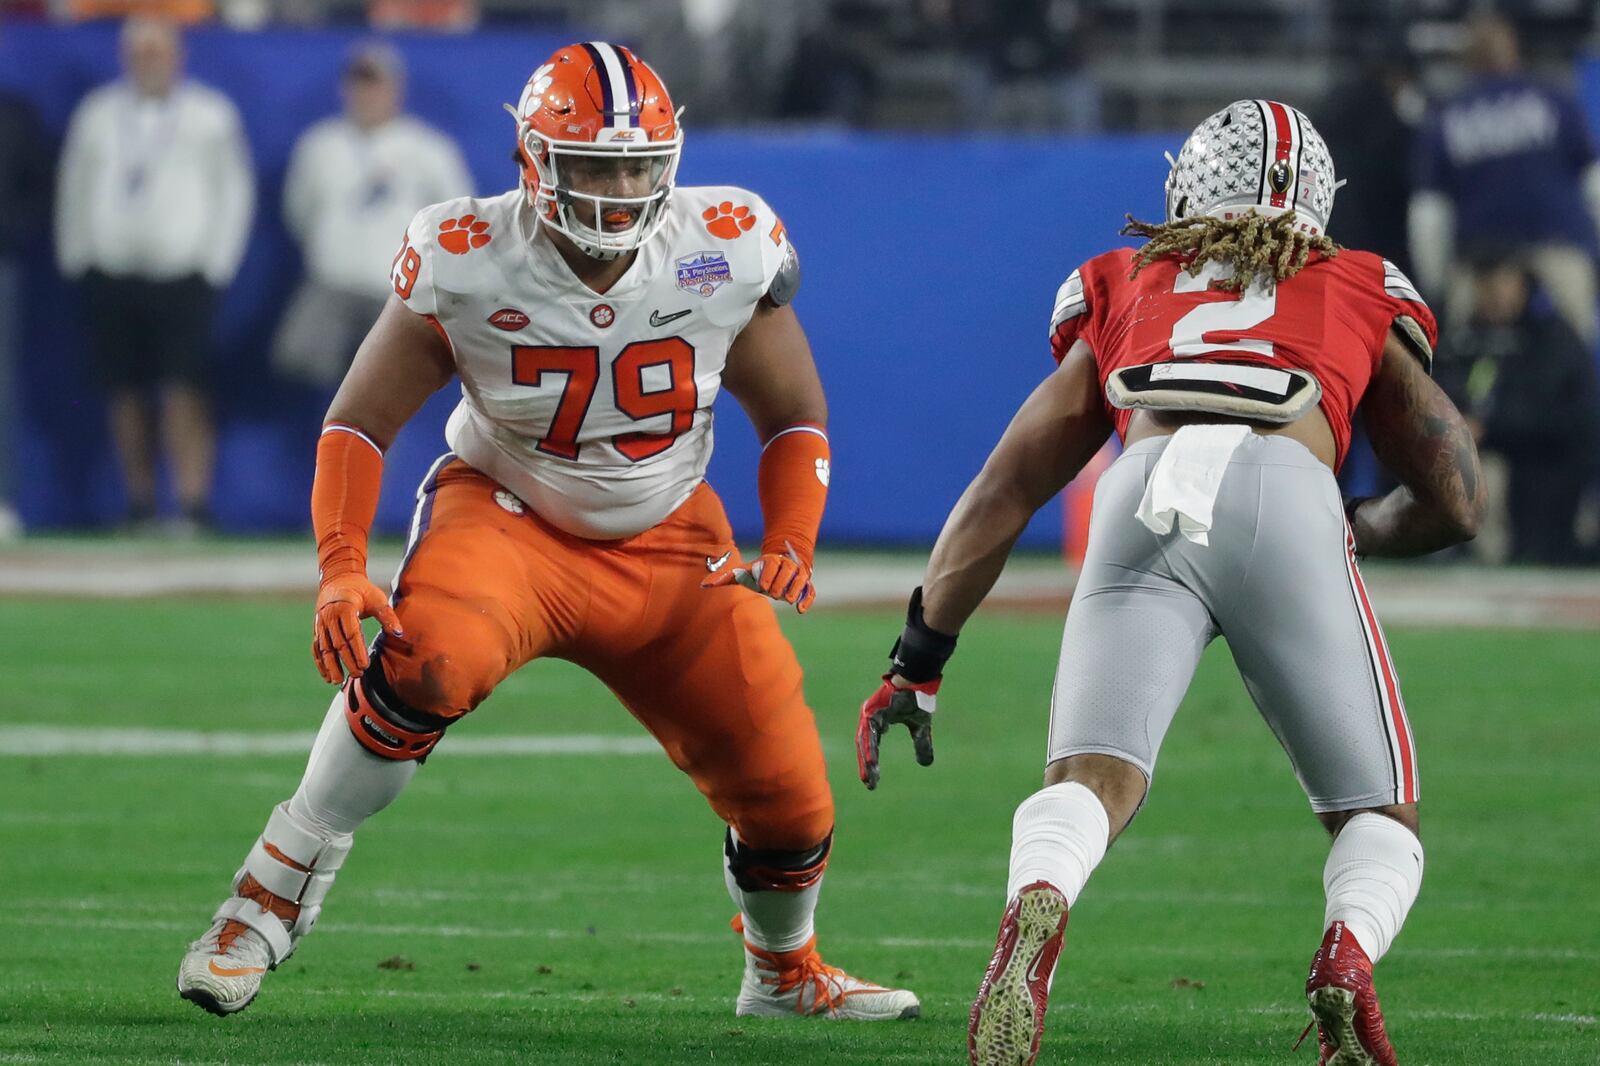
[856,675,939,790]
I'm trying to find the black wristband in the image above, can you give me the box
[888,587,958,683]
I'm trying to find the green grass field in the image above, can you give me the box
[2,598,1596,1064]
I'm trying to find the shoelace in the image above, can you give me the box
[1292,1018,1316,1052]
[214,921,249,955]
[215,875,298,955]
[762,954,852,1015]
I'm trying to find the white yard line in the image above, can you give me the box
[0,726,659,757]
[2,542,1598,628]
[6,912,1596,963]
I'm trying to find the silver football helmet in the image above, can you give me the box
[1164,99,1340,236]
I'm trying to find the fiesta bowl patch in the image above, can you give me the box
[676,252,733,297]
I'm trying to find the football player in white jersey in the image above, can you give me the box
[177,41,919,1024]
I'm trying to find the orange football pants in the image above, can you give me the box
[373,458,834,852]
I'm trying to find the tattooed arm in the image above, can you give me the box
[1351,329,1485,557]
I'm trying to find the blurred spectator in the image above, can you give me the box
[1409,14,1600,344]
[273,42,470,396]
[62,0,214,21]
[1319,34,1424,272]
[775,1,882,125]
[54,17,254,532]
[971,0,1099,132]
[368,0,474,30]
[0,90,53,540]
[1438,252,1600,565]
[593,0,804,127]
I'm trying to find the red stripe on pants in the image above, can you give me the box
[1345,532,1416,803]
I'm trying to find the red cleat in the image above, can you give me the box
[968,881,1069,1066]
[1304,921,1399,1066]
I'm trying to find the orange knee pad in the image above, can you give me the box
[341,666,450,762]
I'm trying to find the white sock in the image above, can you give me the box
[1006,781,1110,905]
[1323,812,1424,964]
[723,842,820,955]
[288,689,418,837]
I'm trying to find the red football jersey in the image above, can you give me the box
[1049,247,1437,468]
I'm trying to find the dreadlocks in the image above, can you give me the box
[1122,210,1340,292]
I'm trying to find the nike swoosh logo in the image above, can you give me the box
[208,959,266,977]
[706,549,732,572]
[650,308,692,327]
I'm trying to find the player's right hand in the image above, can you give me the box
[312,572,404,683]
[856,675,938,791]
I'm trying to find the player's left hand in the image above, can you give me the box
[701,541,816,614]
[856,675,938,790]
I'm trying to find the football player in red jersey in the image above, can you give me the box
[857,101,1484,1066]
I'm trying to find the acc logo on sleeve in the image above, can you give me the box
[676,252,733,297]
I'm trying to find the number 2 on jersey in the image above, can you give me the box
[1167,263,1277,359]
[512,338,697,462]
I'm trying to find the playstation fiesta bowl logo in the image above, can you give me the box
[676,252,733,297]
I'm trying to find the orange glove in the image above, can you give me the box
[703,541,817,613]
[313,573,402,683]
[702,424,829,614]
[310,425,404,683]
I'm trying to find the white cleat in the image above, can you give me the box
[734,930,920,1020]
[176,802,352,1016]
[177,916,279,1016]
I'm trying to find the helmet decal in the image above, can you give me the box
[1165,99,1339,236]
[579,41,637,128]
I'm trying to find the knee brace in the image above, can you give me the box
[342,660,451,762]
[724,829,832,893]
[216,802,351,966]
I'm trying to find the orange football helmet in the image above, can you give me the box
[507,42,682,260]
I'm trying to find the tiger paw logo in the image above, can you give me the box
[703,201,757,240]
[439,215,491,254]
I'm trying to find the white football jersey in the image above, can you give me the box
[392,184,794,539]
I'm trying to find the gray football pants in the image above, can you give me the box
[1048,433,1419,812]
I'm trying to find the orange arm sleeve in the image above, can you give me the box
[757,424,830,565]
[311,424,385,581]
